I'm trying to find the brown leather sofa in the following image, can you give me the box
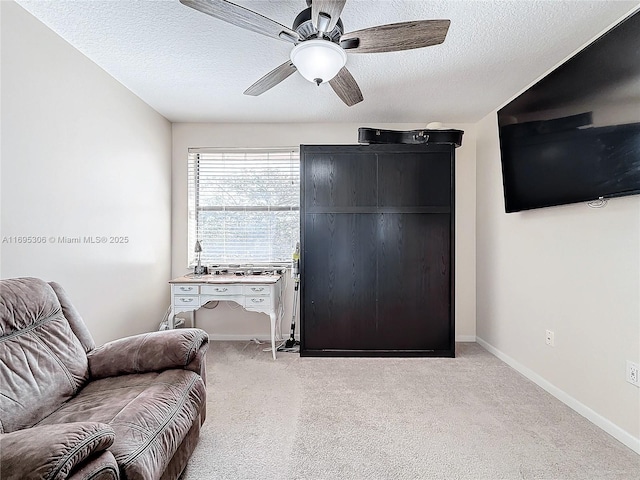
[0,277,209,479]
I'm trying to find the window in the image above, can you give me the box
[187,148,300,266]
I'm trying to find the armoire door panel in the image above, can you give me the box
[303,152,377,209]
[377,213,451,350]
[302,213,378,350]
[300,143,457,356]
[377,152,451,207]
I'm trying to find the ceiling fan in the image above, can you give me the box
[179,0,450,106]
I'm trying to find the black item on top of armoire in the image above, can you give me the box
[300,139,462,357]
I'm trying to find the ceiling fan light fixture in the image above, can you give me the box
[290,39,347,85]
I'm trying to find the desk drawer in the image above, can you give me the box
[245,296,272,308]
[172,284,199,295]
[243,285,270,295]
[174,295,200,307]
[200,284,243,296]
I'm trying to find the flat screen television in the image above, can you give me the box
[497,10,640,213]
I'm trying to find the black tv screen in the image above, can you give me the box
[497,10,640,213]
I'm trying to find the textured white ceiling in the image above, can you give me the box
[16,0,640,124]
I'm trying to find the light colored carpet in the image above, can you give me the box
[181,342,639,480]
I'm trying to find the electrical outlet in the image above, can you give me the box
[545,330,555,347]
[626,361,640,387]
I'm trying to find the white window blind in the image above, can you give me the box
[187,148,300,266]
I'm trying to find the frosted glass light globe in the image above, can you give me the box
[290,39,347,85]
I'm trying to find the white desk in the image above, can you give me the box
[169,274,284,359]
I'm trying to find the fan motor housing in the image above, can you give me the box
[293,7,343,42]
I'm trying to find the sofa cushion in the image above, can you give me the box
[0,421,115,480]
[38,369,206,479]
[0,278,89,433]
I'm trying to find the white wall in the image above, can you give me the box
[475,112,640,452]
[1,1,172,345]
[172,123,476,341]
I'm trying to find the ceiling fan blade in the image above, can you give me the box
[312,0,347,33]
[244,61,297,96]
[180,0,300,43]
[340,20,450,54]
[328,67,363,107]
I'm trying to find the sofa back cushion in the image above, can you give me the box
[0,278,90,433]
[49,282,96,353]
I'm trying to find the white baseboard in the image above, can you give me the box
[455,335,477,342]
[476,336,640,455]
[208,334,300,342]
[208,334,270,341]
[213,334,476,343]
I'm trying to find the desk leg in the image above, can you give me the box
[168,308,175,329]
[269,312,277,360]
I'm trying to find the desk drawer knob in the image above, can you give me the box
[215,287,228,292]
[181,298,194,303]
[180,286,194,292]
[251,287,265,292]
[251,298,265,303]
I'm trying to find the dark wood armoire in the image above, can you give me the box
[300,140,461,357]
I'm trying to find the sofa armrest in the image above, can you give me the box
[0,422,115,480]
[67,450,119,480]
[87,328,209,380]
